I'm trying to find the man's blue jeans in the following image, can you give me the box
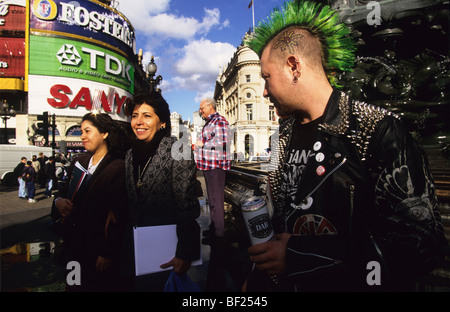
[18,177,26,198]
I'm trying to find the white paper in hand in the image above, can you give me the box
[133,224,202,276]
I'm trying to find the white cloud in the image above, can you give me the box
[118,0,170,31]
[175,39,235,75]
[166,39,236,98]
[198,8,221,34]
[145,13,201,39]
[119,0,238,115]
[142,8,222,40]
[221,19,230,29]
[120,1,224,41]
[195,90,214,103]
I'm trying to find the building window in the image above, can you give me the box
[269,105,275,121]
[66,126,82,136]
[246,104,253,120]
[246,92,251,99]
[49,127,60,136]
[245,134,254,158]
[246,74,251,82]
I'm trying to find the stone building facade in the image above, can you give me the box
[213,45,278,160]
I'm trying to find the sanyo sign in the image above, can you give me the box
[27,75,132,120]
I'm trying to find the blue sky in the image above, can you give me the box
[118,0,285,122]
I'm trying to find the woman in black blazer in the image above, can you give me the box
[51,113,129,291]
[123,92,201,291]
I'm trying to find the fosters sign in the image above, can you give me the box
[30,0,135,56]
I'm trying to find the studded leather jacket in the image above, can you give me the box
[267,90,448,291]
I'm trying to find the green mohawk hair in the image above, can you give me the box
[244,0,356,87]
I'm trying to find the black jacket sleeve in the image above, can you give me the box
[365,116,449,280]
[172,148,201,262]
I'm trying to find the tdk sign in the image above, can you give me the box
[56,44,133,82]
[56,44,82,66]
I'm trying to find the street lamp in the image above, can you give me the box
[147,56,163,93]
[1,100,16,144]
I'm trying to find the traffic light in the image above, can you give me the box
[36,112,49,146]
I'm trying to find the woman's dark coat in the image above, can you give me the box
[51,153,128,290]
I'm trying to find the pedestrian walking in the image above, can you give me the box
[14,157,27,199]
[31,155,41,187]
[37,152,48,187]
[22,161,37,203]
[43,156,56,197]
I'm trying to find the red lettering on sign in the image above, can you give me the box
[101,92,112,112]
[46,84,131,114]
[115,94,128,114]
[70,87,92,109]
[48,84,71,107]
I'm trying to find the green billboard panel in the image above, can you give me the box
[29,35,134,93]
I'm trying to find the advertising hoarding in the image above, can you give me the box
[29,35,134,93]
[0,0,26,79]
[28,75,131,122]
[30,0,135,57]
[27,0,136,122]
[0,0,26,32]
[0,37,25,77]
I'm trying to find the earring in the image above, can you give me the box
[293,70,301,84]
[160,126,165,131]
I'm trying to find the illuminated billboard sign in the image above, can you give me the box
[0,37,25,77]
[28,75,131,122]
[29,35,134,92]
[30,0,135,56]
[0,0,26,32]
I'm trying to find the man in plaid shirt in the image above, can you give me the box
[194,98,231,291]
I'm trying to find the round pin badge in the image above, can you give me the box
[300,197,313,210]
[315,152,325,162]
[316,165,326,176]
[313,141,322,151]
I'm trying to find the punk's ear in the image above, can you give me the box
[287,56,300,71]
[287,56,302,82]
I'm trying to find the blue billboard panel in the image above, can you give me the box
[30,0,136,57]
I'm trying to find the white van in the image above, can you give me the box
[0,145,53,185]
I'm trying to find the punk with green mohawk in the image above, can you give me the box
[244,0,447,293]
[245,0,356,87]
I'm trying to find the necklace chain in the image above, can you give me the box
[136,156,153,188]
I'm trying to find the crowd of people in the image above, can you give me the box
[13,152,69,203]
[6,0,449,293]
